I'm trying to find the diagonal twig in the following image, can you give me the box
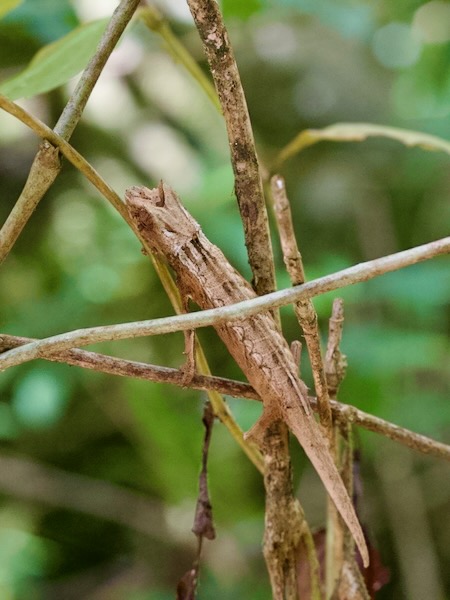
[53,0,141,140]
[1,237,447,372]
[2,334,449,462]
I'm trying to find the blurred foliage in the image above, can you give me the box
[0,18,109,99]
[0,0,449,598]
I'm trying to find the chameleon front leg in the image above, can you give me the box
[178,294,197,387]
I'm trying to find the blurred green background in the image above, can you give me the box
[0,0,449,598]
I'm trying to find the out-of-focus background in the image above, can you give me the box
[0,0,449,598]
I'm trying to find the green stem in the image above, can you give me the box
[139,6,221,112]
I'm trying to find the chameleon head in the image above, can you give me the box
[125,182,200,258]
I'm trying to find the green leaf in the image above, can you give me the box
[0,0,22,19]
[0,18,109,99]
[2,0,78,44]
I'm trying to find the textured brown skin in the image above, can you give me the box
[125,183,369,567]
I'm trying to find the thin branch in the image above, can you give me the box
[272,174,332,433]
[0,333,258,399]
[1,334,448,462]
[0,0,140,263]
[1,237,447,371]
[54,0,141,139]
[0,139,61,264]
[332,403,450,462]
[274,122,450,169]
[324,298,347,398]
[270,175,329,595]
[187,0,275,295]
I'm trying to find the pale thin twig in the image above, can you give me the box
[271,174,333,433]
[0,0,140,263]
[0,140,61,264]
[0,237,447,371]
[2,334,449,462]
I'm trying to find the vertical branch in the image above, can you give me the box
[261,422,321,600]
[271,174,333,434]
[324,299,347,595]
[186,3,304,597]
[186,0,275,294]
[324,299,347,399]
[324,299,369,598]
[0,0,141,264]
[271,173,345,597]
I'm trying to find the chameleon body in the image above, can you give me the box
[126,182,368,566]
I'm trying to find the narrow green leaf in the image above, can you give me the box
[0,0,22,19]
[0,18,109,100]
